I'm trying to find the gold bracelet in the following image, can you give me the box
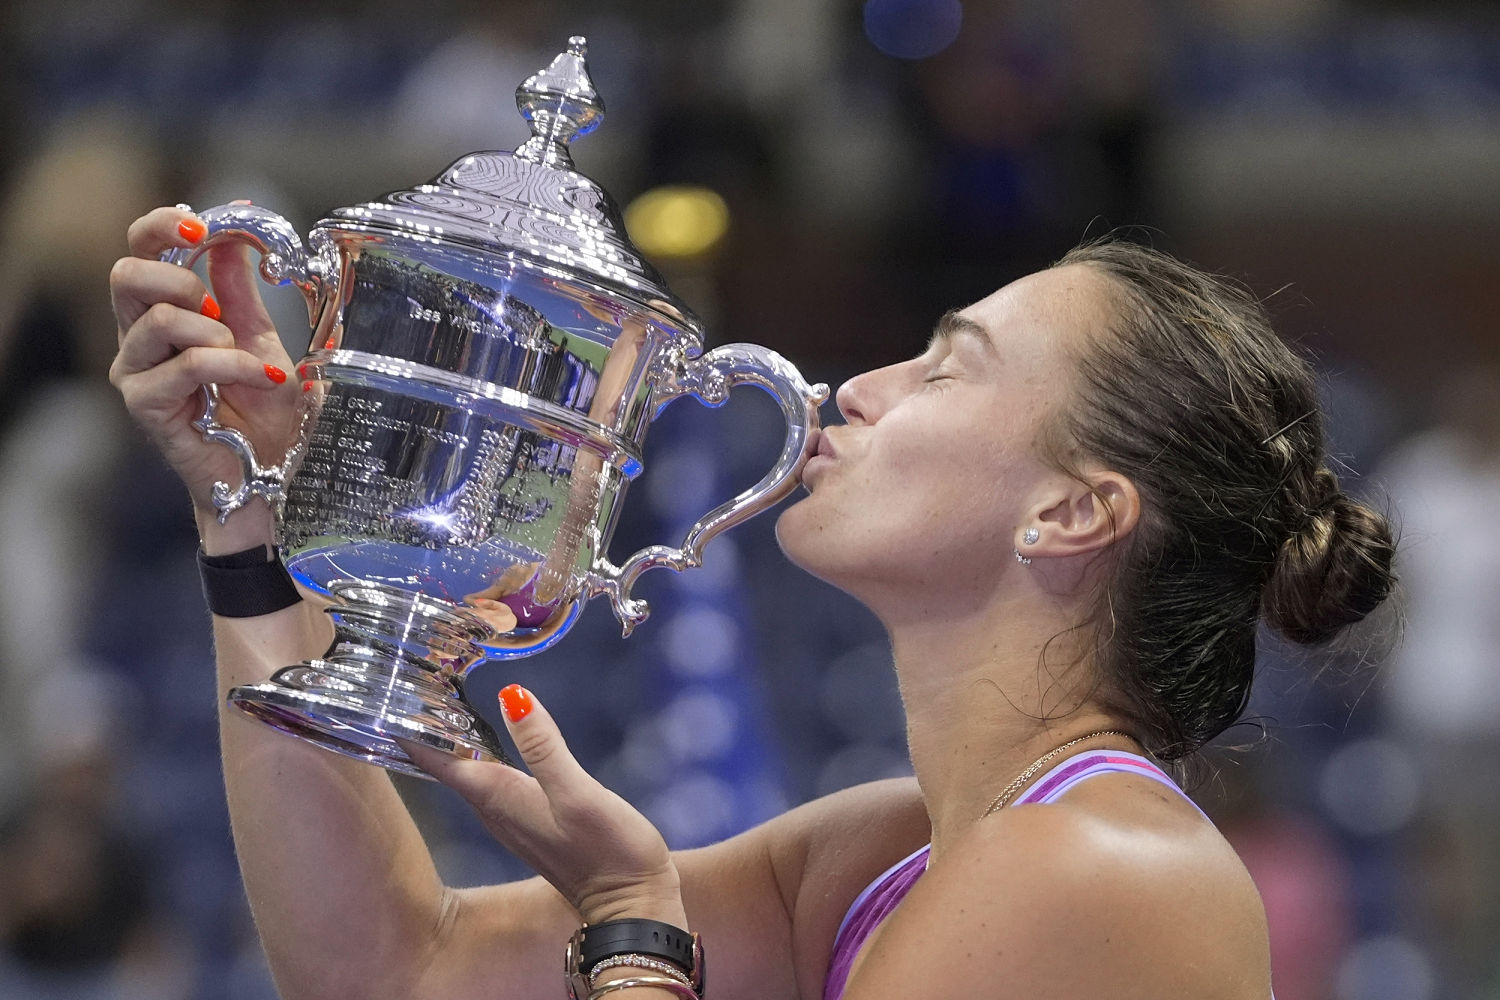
[590,955,692,987]
[586,974,700,1000]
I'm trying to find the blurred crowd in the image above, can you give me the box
[1,0,1498,998]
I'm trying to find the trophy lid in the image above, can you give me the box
[324,37,704,340]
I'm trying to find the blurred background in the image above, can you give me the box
[0,0,1497,997]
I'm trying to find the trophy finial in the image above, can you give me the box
[515,36,605,168]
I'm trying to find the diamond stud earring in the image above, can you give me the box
[1015,527,1039,565]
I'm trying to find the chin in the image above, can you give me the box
[773,495,813,561]
[773,496,869,595]
[773,496,834,575]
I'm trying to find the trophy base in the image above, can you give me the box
[226,581,514,778]
[228,668,509,779]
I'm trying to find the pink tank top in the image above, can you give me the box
[821,750,1215,1000]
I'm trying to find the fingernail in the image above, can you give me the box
[302,381,314,393]
[324,336,336,350]
[498,684,534,723]
[297,364,308,379]
[200,294,221,321]
[178,218,207,244]
[264,364,287,384]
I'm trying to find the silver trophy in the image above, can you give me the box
[165,38,827,776]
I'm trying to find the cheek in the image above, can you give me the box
[882,431,1037,557]
[775,451,1014,581]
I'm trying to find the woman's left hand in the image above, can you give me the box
[406,685,687,928]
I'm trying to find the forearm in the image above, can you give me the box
[203,507,449,998]
[214,610,453,996]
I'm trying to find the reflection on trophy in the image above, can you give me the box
[164,37,827,777]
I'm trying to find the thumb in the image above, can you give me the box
[202,201,277,340]
[496,684,592,792]
[205,239,275,336]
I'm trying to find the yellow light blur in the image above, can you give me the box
[624,185,730,259]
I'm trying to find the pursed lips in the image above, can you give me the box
[800,428,839,486]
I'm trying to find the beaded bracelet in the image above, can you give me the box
[587,975,699,1000]
[590,955,693,987]
[197,545,301,618]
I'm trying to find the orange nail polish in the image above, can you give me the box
[302,381,314,393]
[297,364,308,379]
[264,364,287,384]
[178,218,207,244]
[324,336,336,350]
[498,684,534,722]
[200,294,222,321]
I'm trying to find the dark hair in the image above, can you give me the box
[1048,239,1396,760]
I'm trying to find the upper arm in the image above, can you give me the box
[840,805,1271,1000]
[408,877,578,999]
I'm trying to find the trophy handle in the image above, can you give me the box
[591,343,828,633]
[160,203,337,523]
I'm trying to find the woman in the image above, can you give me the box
[109,206,1395,1000]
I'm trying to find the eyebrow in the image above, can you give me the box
[927,309,993,353]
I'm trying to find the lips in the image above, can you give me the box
[808,427,837,460]
[800,428,838,486]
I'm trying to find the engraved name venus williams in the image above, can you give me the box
[162,37,827,776]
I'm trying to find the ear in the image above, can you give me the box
[1021,470,1140,558]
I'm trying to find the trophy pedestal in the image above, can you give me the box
[227,582,511,778]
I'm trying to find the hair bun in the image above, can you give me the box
[1263,476,1397,645]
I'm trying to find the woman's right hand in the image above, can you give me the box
[109,205,301,546]
[407,686,690,931]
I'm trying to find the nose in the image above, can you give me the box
[835,371,871,425]
[835,362,899,426]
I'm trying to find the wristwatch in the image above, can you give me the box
[565,919,705,999]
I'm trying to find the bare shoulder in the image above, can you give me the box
[675,775,928,912]
[843,773,1271,1000]
[765,776,930,893]
[777,778,931,999]
[674,777,929,999]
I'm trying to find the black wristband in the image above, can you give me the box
[579,919,696,977]
[197,545,301,618]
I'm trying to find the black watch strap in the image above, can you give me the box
[197,545,301,618]
[579,919,696,976]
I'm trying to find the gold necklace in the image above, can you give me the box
[980,730,1133,818]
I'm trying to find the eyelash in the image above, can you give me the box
[919,346,958,386]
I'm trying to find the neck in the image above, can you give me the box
[880,587,1137,860]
